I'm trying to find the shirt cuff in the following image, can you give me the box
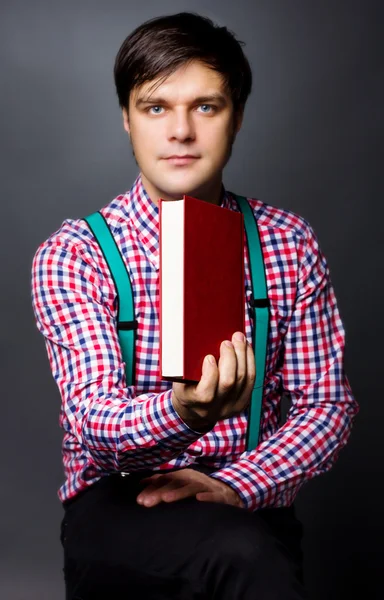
[140,388,210,452]
[209,458,278,512]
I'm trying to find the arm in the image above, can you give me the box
[209,221,359,512]
[31,237,209,473]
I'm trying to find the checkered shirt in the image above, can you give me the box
[31,173,359,511]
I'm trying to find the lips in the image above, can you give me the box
[166,155,198,159]
[165,156,199,166]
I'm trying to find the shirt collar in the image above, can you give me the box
[124,173,237,271]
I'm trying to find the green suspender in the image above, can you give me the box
[83,194,269,451]
[83,212,137,386]
[234,195,270,450]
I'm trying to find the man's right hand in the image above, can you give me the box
[171,331,256,432]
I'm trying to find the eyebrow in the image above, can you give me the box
[135,93,228,108]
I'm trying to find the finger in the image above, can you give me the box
[137,476,176,497]
[137,482,166,506]
[195,491,224,504]
[138,479,185,504]
[195,352,219,400]
[231,331,247,390]
[230,340,256,414]
[216,340,237,397]
[162,482,201,502]
[138,482,199,507]
[137,471,190,500]
[152,479,185,496]
[140,467,194,485]
[137,482,163,498]
[244,340,256,393]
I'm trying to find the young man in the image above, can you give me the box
[32,12,359,600]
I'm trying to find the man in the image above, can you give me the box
[31,11,359,599]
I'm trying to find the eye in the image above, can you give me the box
[148,106,164,115]
[146,104,217,115]
[198,104,216,113]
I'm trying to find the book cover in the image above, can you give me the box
[159,194,245,383]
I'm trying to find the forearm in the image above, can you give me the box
[210,213,360,512]
[60,367,210,472]
[210,374,359,512]
[32,239,212,473]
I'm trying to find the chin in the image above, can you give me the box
[158,179,204,198]
[171,172,212,190]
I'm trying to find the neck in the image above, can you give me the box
[140,172,224,208]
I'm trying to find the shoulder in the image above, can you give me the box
[231,192,319,256]
[237,194,312,240]
[237,195,327,281]
[32,191,130,270]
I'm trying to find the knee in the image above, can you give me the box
[202,512,273,567]
[192,515,305,599]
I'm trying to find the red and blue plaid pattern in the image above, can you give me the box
[31,174,359,511]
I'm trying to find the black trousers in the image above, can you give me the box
[61,464,309,599]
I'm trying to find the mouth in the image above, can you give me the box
[165,156,200,166]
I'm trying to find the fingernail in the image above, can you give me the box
[234,332,245,342]
[224,341,233,348]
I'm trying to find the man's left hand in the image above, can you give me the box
[136,468,246,509]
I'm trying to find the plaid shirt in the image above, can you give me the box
[31,173,359,511]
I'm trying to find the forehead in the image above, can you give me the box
[130,60,228,105]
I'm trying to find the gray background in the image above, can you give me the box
[1,1,382,598]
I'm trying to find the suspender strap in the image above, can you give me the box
[83,212,137,386]
[234,195,270,451]
[83,196,269,451]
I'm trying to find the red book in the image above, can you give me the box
[159,194,245,383]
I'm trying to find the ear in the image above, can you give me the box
[122,107,130,135]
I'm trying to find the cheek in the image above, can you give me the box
[131,130,156,158]
[205,121,234,149]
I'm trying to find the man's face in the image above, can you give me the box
[122,60,243,205]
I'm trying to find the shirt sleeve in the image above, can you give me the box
[31,236,207,474]
[209,220,359,512]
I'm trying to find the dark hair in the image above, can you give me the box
[113,12,252,114]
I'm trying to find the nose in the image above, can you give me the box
[167,108,196,143]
